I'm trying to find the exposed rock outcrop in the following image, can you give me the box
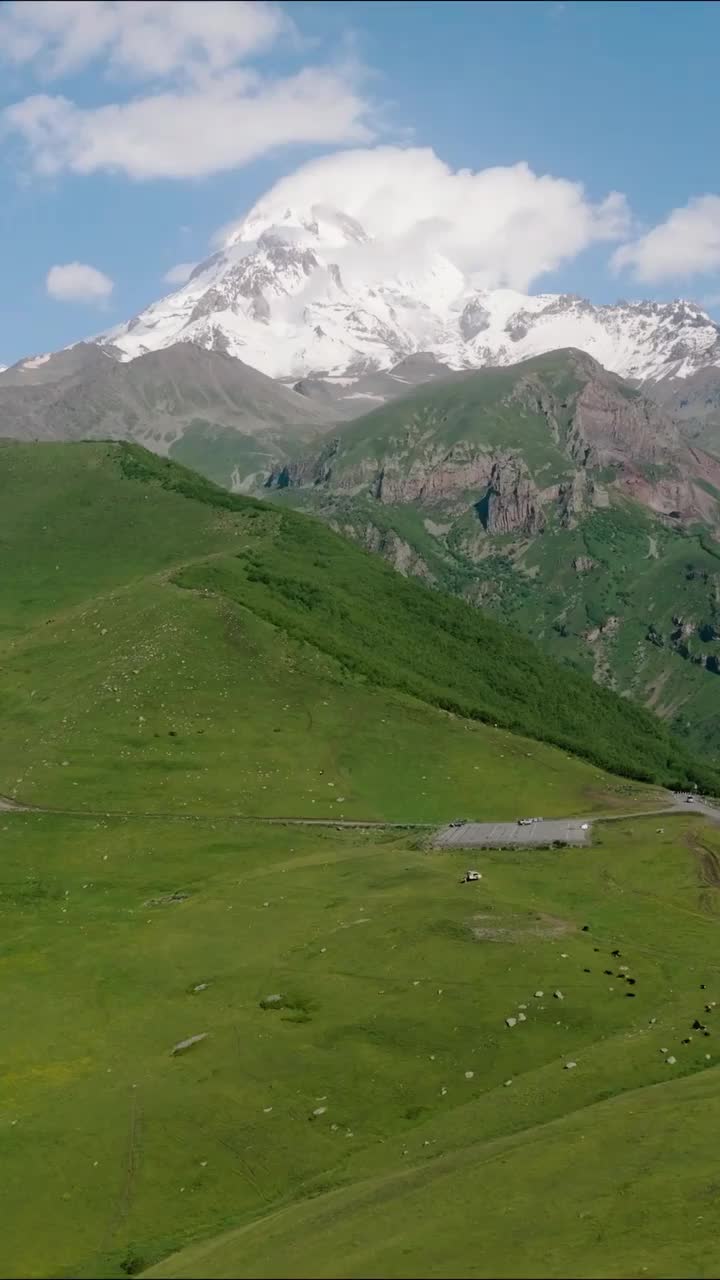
[481,456,545,535]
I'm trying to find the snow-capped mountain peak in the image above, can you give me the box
[100,198,720,385]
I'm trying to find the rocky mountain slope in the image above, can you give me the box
[264,349,720,754]
[648,365,720,451]
[0,342,336,489]
[56,199,720,387]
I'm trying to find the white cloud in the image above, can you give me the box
[163,261,198,285]
[612,195,720,283]
[4,68,373,179]
[0,2,375,180]
[0,1,288,81]
[46,261,114,302]
[222,146,630,292]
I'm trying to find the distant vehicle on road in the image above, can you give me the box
[686,796,695,804]
[518,818,533,826]
[449,818,467,827]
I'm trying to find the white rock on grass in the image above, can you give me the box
[505,1016,517,1028]
[517,1012,527,1022]
[170,1032,208,1056]
[666,1056,677,1065]
[312,1106,327,1117]
[553,990,565,1000]
[534,991,544,998]
[564,1061,577,1070]
[464,1070,474,1079]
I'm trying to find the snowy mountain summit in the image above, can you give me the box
[102,197,720,385]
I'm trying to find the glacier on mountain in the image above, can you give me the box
[100,200,720,385]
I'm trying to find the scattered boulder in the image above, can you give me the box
[144,890,189,908]
[553,990,565,1000]
[666,1056,677,1065]
[505,1016,518,1028]
[534,991,544,998]
[564,1061,577,1070]
[170,1033,208,1057]
[260,994,283,1009]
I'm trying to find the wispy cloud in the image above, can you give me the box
[46,260,114,303]
[1,2,376,180]
[612,194,720,283]
[163,261,198,285]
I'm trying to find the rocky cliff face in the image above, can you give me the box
[482,457,545,535]
[266,350,719,533]
[567,378,681,469]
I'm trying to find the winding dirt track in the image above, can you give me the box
[1,792,718,834]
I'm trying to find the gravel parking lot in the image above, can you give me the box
[435,819,591,848]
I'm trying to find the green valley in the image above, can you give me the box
[3,441,720,1280]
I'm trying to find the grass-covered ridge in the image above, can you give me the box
[123,445,714,791]
[0,439,713,798]
[176,510,716,789]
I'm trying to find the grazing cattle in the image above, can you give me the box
[604,969,613,975]
[611,949,622,958]
[627,977,636,985]
[626,992,636,998]
[693,1019,706,1030]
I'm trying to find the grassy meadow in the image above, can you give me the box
[2,811,720,1278]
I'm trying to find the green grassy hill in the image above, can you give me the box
[3,441,720,1279]
[0,440,714,809]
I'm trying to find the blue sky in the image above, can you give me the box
[1,0,720,365]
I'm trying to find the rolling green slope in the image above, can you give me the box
[0,441,715,804]
[4,441,720,1280]
[5,811,720,1280]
